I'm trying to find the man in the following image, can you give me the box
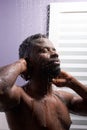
[0,33,87,130]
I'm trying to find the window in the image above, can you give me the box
[49,2,87,130]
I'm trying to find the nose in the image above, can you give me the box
[50,50,59,58]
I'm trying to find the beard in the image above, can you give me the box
[40,61,61,81]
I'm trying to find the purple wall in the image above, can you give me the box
[0,0,87,85]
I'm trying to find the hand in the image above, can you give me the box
[52,70,72,87]
[20,58,32,81]
[19,58,27,72]
[17,58,28,80]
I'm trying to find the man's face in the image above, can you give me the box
[30,38,60,79]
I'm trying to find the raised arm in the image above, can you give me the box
[52,70,87,115]
[0,59,27,111]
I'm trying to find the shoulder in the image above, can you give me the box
[53,90,74,106]
[0,85,22,112]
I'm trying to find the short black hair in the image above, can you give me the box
[19,33,47,59]
[19,33,47,80]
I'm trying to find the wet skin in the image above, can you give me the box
[5,38,71,130]
[0,37,87,130]
[6,88,71,130]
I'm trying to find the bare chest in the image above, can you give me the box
[6,95,71,130]
[29,95,71,129]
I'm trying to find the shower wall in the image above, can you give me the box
[0,0,87,130]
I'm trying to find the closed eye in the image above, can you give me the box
[52,48,56,51]
[38,47,56,53]
[39,47,49,53]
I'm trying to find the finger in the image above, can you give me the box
[52,79,66,85]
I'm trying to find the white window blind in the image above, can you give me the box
[0,113,9,130]
[49,2,87,130]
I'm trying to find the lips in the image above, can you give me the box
[42,58,60,69]
[48,58,60,66]
[51,59,60,65]
[40,58,61,79]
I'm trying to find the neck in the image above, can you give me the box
[28,77,52,99]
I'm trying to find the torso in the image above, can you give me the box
[5,89,72,130]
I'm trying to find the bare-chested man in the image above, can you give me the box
[0,34,87,130]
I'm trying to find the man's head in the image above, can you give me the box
[19,33,60,81]
[19,34,46,59]
[19,34,47,80]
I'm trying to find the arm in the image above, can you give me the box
[52,70,87,115]
[0,59,27,111]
